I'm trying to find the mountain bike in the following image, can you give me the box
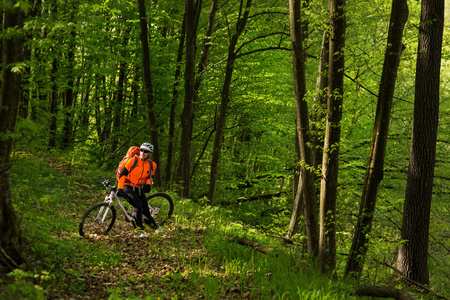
[79,175,174,237]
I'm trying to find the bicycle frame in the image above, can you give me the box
[104,187,134,222]
[100,180,161,223]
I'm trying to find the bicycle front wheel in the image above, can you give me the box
[79,203,117,237]
[147,192,174,226]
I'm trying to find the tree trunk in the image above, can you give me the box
[312,30,328,177]
[194,0,217,96]
[94,75,103,143]
[62,25,76,149]
[286,126,303,239]
[80,79,91,133]
[19,1,41,120]
[0,0,25,269]
[110,30,130,154]
[207,0,253,204]
[397,0,444,285]
[189,0,217,182]
[19,43,31,120]
[179,0,203,198]
[286,170,304,239]
[318,0,346,273]
[110,59,127,154]
[137,0,161,186]
[345,0,408,279]
[165,13,186,189]
[48,1,58,149]
[288,0,319,256]
[48,58,59,148]
[131,67,139,118]
[98,75,113,148]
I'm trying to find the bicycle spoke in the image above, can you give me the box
[147,192,174,226]
[79,203,116,237]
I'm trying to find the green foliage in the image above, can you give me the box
[3,269,44,300]
[14,119,48,152]
[5,0,450,298]
[4,154,448,299]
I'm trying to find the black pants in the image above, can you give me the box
[123,185,157,230]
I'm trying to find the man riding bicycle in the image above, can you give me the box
[117,142,160,236]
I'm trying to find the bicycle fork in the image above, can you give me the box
[96,197,114,224]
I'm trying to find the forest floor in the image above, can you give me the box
[60,223,224,299]
[1,153,448,300]
[1,192,257,300]
[1,218,251,299]
[0,154,243,299]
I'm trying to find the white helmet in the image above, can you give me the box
[140,142,154,152]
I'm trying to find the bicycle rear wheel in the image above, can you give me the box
[79,203,117,237]
[146,192,174,226]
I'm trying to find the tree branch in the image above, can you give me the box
[235,31,289,53]
[353,285,416,300]
[225,236,281,255]
[215,192,284,206]
[0,247,19,270]
[235,46,292,59]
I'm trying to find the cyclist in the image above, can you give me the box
[117,142,160,236]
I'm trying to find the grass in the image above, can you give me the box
[1,152,447,299]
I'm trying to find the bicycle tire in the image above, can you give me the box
[79,202,117,237]
[146,192,174,226]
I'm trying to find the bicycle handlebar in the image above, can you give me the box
[98,175,113,189]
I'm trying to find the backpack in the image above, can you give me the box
[116,146,154,183]
[116,146,140,182]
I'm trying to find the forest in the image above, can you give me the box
[0,0,449,299]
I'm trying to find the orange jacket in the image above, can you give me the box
[118,157,157,189]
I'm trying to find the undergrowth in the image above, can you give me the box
[1,152,447,299]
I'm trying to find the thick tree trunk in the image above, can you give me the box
[345,0,408,279]
[288,0,319,256]
[397,0,444,285]
[137,0,161,186]
[179,0,202,198]
[318,0,346,273]
[0,0,25,268]
[207,0,253,204]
